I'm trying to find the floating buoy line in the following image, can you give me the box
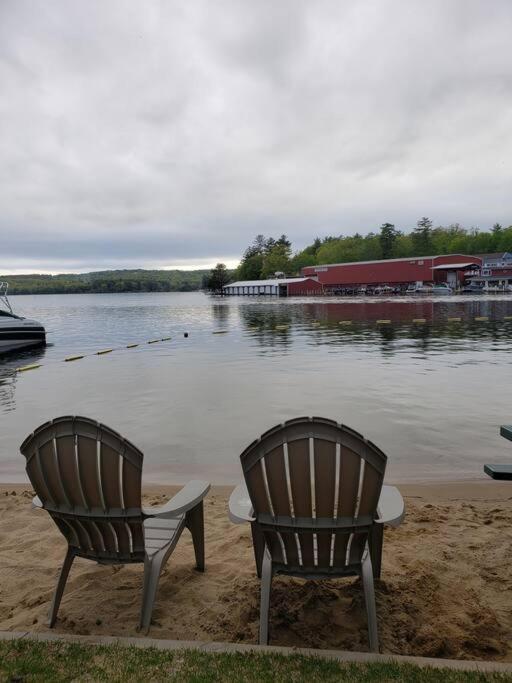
[16,335,181,373]
[13,315,511,373]
[14,330,238,373]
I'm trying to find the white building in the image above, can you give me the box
[223,277,322,297]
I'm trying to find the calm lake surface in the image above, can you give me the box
[1,291,512,484]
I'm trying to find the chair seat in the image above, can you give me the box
[143,515,185,557]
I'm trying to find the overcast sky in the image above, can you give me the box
[1,1,511,273]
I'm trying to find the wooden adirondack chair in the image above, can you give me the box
[229,417,405,651]
[20,416,210,632]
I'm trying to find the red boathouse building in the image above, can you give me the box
[302,254,481,292]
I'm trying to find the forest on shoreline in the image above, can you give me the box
[233,219,512,282]
[1,269,209,295]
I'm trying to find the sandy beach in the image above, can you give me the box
[0,481,511,661]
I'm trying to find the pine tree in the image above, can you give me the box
[411,217,433,255]
[379,223,398,259]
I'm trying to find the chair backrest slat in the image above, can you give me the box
[130,520,145,552]
[55,435,83,508]
[264,530,285,564]
[26,448,53,507]
[287,438,311,517]
[74,519,93,550]
[122,457,142,510]
[333,531,351,566]
[37,440,63,506]
[298,532,315,567]
[337,446,361,518]
[100,442,123,509]
[21,416,145,563]
[84,519,104,553]
[96,520,115,553]
[77,433,103,510]
[316,530,332,566]
[348,532,368,564]
[111,521,131,555]
[54,517,78,546]
[245,460,272,515]
[264,445,290,516]
[280,531,299,566]
[358,461,382,518]
[313,438,336,518]
[241,417,387,572]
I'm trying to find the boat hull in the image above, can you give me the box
[0,319,46,355]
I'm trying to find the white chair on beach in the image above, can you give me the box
[229,416,405,651]
[20,415,210,632]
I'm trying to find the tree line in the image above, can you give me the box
[219,219,512,285]
[3,269,209,294]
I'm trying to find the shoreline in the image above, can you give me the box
[2,478,511,501]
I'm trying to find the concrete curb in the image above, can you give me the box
[1,630,511,673]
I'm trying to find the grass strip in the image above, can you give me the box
[0,639,509,683]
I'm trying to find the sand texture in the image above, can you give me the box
[0,482,511,661]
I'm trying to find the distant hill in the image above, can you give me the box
[1,269,210,294]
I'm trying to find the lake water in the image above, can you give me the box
[1,291,512,484]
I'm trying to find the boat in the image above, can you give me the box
[406,284,432,294]
[432,283,452,295]
[461,283,485,294]
[485,284,512,293]
[0,282,46,354]
[373,285,394,295]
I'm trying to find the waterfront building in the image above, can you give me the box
[469,252,512,289]
[301,254,481,293]
[223,277,323,297]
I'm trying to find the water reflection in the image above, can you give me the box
[0,347,46,412]
[239,305,294,351]
[238,298,512,358]
[0,372,17,412]
[211,301,231,328]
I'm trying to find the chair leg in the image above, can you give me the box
[259,550,273,645]
[48,547,75,628]
[251,523,265,579]
[139,553,164,634]
[368,523,384,579]
[361,551,379,653]
[185,502,205,571]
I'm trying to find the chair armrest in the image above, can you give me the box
[32,495,43,509]
[229,482,255,523]
[142,480,210,518]
[375,485,405,527]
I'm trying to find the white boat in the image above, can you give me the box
[0,282,46,354]
[406,284,433,294]
[432,283,452,295]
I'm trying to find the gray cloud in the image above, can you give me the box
[1,0,511,272]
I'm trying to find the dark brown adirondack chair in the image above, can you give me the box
[20,416,210,632]
[229,417,405,651]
